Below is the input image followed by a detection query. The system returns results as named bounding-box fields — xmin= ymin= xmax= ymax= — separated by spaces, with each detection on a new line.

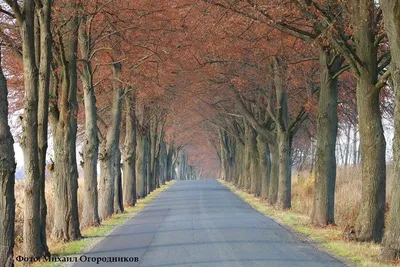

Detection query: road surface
xmin=73 ymin=180 xmax=345 ymax=267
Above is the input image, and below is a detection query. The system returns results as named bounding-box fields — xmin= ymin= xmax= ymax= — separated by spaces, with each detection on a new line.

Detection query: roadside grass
xmin=218 ymin=179 xmax=396 ymax=267
xmin=16 ymin=180 xmax=175 ymax=267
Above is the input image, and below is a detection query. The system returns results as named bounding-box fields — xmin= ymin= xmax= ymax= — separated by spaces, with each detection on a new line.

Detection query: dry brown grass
xmin=14 ymin=177 xmax=87 ymax=251
xmin=292 ymin=164 xmax=394 ymax=228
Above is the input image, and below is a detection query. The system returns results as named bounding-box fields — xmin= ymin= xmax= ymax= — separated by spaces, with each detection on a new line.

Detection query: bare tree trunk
xmin=380 ymin=1 xmax=400 ymax=260
xmin=114 ymin=147 xmax=123 ymax=214
xmin=273 ymin=57 xmax=292 ymax=210
xmin=268 ymin=140 xmax=279 ymax=205
xmin=99 ymin=63 xmax=124 ymax=220
xmin=312 ymin=49 xmax=341 ymax=226
xmin=123 ymin=88 xmax=137 ymax=206
xmin=0 ymin=47 xmax=16 ymax=267
xmin=36 ymin=0 xmax=51 ymax=255
xmin=160 ymin=142 xmax=167 ymax=185
xmin=51 ymin=15 xmax=81 ymax=242
xmin=277 ymin=129 xmax=291 ymax=210
xmin=258 ymin=135 xmax=271 ymax=199
xmin=235 ymin=140 xmax=244 ymax=187
xmin=243 ymin=121 xmax=252 ymax=191
xmin=144 ymin=130 xmax=151 ymax=192
xmin=166 ymin=144 xmax=174 ymax=182
xmin=79 ymin=14 xmax=100 ymax=228
xmin=249 ymin=127 xmax=260 ymax=196
xmin=344 ymin=0 xmax=387 ymax=243
xmin=149 ymin=119 xmax=158 ymax=192
xmin=12 ymin=0 xmax=47 ymax=256
xmin=136 ymin=129 xmax=147 ymax=198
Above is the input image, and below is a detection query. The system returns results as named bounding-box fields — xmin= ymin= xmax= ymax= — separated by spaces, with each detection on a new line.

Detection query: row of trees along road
xmin=0 ymin=0 xmax=400 ymax=265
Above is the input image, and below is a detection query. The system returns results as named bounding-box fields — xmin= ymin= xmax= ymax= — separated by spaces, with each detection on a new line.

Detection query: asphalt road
xmin=72 ymin=180 xmax=345 ymax=267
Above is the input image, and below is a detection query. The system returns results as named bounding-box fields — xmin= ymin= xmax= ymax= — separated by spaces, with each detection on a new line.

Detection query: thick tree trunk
xmin=166 ymin=144 xmax=174 ymax=182
xmin=311 ymin=49 xmax=340 ymax=226
xmin=79 ymin=15 xmax=100 ymax=227
xmin=99 ymin=74 xmax=123 ymax=219
xmin=268 ymin=140 xmax=279 ymax=205
xmin=99 ymin=139 xmax=114 ymax=219
xmin=51 ymin=15 xmax=81 ymax=242
xmin=36 ymin=0 xmax=51 ymax=254
xmin=219 ymin=129 xmax=236 ymax=183
xmin=277 ymin=129 xmax=291 ymax=210
xmin=345 ymin=0 xmax=386 ymax=243
xmin=18 ymin=0 xmax=45 ymax=256
xmin=0 ymin=48 xmax=16 ymax=267
xmin=272 ymin=57 xmax=292 ymax=210
xmin=144 ymin=131 xmax=151 ymax=192
xmin=249 ymin=127 xmax=260 ymax=196
xmin=149 ymin=119 xmax=158 ymax=192
xmin=178 ymin=153 xmax=187 ymax=180
xmin=243 ymin=121 xmax=252 ymax=191
xmin=114 ymin=147 xmax=123 ymax=214
xmin=258 ymin=135 xmax=271 ymax=199
xmin=355 ymin=75 xmax=386 ymax=242
xmin=237 ymin=148 xmax=243 ymax=187
xmin=160 ymin=142 xmax=167 ymax=185
xmin=136 ymin=130 xmax=147 ymax=198
xmin=123 ymin=88 xmax=137 ymax=206
xmin=380 ymin=1 xmax=400 ymax=260
xmin=99 ymin=63 xmax=124 ymax=220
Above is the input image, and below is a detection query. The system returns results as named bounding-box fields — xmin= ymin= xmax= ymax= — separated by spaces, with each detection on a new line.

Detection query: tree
xmin=340 ymin=1 xmax=388 ymax=242
xmin=380 ymin=0 xmax=400 ymax=260
xmin=49 ymin=10 xmax=81 ymax=242
xmin=78 ymin=6 xmax=100 ymax=228
xmin=98 ymin=62 xmax=124 ymax=220
xmin=123 ymin=87 xmax=137 ymax=206
xmin=36 ymin=0 xmax=52 ymax=254
xmin=0 ymin=47 xmax=16 ymax=267
xmin=5 ymin=0 xmax=47 ymax=256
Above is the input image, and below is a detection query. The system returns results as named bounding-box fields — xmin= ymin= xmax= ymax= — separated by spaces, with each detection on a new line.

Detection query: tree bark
xmin=338 ymin=0 xmax=387 ymax=243
xmin=149 ymin=118 xmax=158 ymax=192
xmin=273 ymin=57 xmax=292 ymax=210
xmin=249 ymin=127 xmax=260 ymax=196
xmin=98 ymin=63 xmax=124 ymax=220
xmin=380 ymin=0 xmax=400 ymax=260
xmin=14 ymin=0 xmax=47 ymax=256
xmin=268 ymin=140 xmax=279 ymax=205
xmin=36 ymin=0 xmax=51 ymax=255
xmin=51 ymin=14 xmax=81 ymax=242
xmin=123 ymin=88 xmax=137 ymax=206
xmin=166 ymin=144 xmax=174 ymax=182
xmin=114 ymin=146 xmax=123 ymax=214
xmin=144 ymin=130 xmax=151 ymax=192
xmin=311 ymin=49 xmax=341 ymax=226
xmin=160 ymin=142 xmax=167 ymax=185
xmin=79 ymin=14 xmax=100 ymax=228
xmin=277 ymin=129 xmax=291 ymax=210
xmin=136 ymin=128 xmax=147 ymax=198
xmin=258 ymin=135 xmax=271 ymax=199
xmin=243 ymin=121 xmax=252 ymax=191
xmin=0 ymin=47 xmax=16 ymax=267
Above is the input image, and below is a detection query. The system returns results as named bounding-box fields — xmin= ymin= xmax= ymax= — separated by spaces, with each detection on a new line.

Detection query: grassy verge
xmin=218 ymin=179 xmax=396 ymax=267
xmin=17 ymin=180 xmax=175 ymax=267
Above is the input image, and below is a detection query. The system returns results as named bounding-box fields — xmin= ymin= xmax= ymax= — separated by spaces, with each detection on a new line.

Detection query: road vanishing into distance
xmin=73 ymin=180 xmax=345 ymax=267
